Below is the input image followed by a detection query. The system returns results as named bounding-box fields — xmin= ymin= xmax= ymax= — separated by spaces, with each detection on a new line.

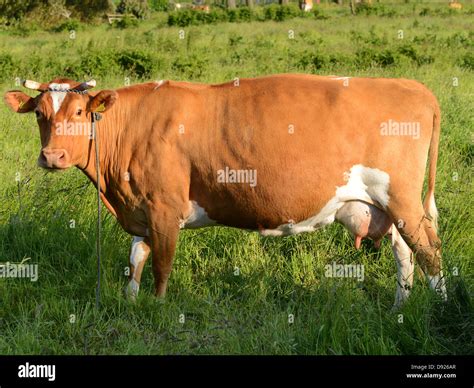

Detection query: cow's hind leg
xmin=389 ymin=204 xmax=447 ymax=301
xmin=126 ymin=236 xmax=151 ymax=300
xmin=391 ymin=226 xmax=415 ymax=307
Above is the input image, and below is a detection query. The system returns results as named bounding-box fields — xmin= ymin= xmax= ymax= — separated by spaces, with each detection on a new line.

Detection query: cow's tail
xmin=423 ymin=102 xmax=441 ymax=232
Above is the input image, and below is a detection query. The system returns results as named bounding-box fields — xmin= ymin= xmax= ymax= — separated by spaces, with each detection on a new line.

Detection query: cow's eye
xmin=76 ymin=108 xmax=82 ymax=116
xmin=34 ymin=110 xmax=42 ymax=119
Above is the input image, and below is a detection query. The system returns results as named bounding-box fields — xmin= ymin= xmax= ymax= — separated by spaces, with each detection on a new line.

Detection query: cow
xmin=4 ymin=74 xmax=447 ymax=307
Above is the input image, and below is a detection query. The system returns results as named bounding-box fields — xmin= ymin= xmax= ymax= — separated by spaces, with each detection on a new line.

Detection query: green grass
xmin=0 ymin=3 xmax=473 ymax=354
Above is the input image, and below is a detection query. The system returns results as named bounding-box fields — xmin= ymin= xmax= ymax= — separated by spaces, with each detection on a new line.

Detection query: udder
xmin=335 ymin=201 xmax=392 ymax=249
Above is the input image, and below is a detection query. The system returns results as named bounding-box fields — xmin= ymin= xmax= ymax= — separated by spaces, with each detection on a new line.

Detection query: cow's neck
xmin=79 ymin=97 xmax=131 ymax=195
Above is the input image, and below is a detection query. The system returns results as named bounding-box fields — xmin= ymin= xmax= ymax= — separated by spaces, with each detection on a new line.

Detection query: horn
xmin=22 ymin=80 xmax=48 ymax=91
xmin=76 ymin=79 xmax=96 ymax=91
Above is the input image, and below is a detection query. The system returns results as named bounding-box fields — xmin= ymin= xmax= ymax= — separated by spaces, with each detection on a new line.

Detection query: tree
xmin=65 ymin=0 xmax=114 ymax=19
xmin=228 ymin=0 xmax=236 ymax=8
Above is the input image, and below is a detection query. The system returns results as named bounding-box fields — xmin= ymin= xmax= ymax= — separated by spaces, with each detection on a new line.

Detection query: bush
xmin=168 ymin=9 xmax=197 ymax=27
xmin=356 ymin=48 xmax=398 ymax=68
xmin=115 ymin=50 xmax=159 ymax=78
xmin=296 ymin=51 xmax=345 ymax=71
xmin=149 ymin=0 xmax=169 ymax=12
xmin=167 ymin=5 xmax=310 ymax=27
xmin=65 ymin=0 xmax=114 ymax=20
xmin=116 ymin=0 xmax=149 ymax=19
xmin=355 ymin=3 xmax=396 ymax=17
xmin=195 ymin=9 xmax=227 ymax=24
xmin=113 ymin=15 xmax=139 ymax=28
xmin=237 ymin=7 xmax=253 ymax=22
xmin=226 ymin=9 xmax=239 ymax=23
xmin=398 ymin=44 xmax=433 ymax=66
xmin=0 ymin=54 xmax=16 ymax=81
xmin=264 ymin=4 xmax=300 ymax=22
xmin=51 ymin=19 xmax=82 ymax=33
xmin=458 ymin=52 xmax=474 ymax=71
xmin=78 ymin=51 xmax=120 ymax=77
xmin=8 ymin=23 xmax=40 ymax=37
xmin=313 ymin=7 xmax=329 ymax=20
xmin=171 ymin=54 xmax=208 ymax=79
xmin=0 ymin=0 xmax=43 ymax=22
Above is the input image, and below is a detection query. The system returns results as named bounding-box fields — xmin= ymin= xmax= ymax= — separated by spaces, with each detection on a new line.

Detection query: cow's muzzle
xmin=38 ymin=148 xmax=71 ymax=170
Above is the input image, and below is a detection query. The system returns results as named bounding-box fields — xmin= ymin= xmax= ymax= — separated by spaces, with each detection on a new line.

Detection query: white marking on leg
xmin=126 ymin=236 xmax=149 ymax=299
xmin=427 ymin=273 xmax=447 ymax=302
xmin=260 ymin=164 xmax=390 ymax=237
xmin=391 ymin=226 xmax=414 ymax=307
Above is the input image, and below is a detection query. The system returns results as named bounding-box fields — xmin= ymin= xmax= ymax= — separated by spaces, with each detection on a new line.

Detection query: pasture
xmin=0 ymin=1 xmax=473 ymax=355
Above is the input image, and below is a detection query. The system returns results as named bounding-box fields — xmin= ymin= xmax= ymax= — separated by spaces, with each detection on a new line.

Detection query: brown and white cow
xmin=4 ymin=74 xmax=446 ymax=307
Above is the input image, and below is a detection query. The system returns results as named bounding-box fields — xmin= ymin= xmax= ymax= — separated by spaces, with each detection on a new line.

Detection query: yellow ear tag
xmin=18 ymin=100 xmax=25 ymax=109
xmin=95 ymin=103 xmax=106 ymax=112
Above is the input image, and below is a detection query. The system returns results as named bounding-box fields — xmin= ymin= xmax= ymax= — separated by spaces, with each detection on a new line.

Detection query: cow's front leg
xmin=126 ymin=236 xmax=151 ymax=300
xmin=148 ymin=205 xmax=181 ymax=298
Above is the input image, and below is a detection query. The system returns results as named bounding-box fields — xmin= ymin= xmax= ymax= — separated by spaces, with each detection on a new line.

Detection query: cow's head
xmin=4 ymin=78 xmax=117 ymax=170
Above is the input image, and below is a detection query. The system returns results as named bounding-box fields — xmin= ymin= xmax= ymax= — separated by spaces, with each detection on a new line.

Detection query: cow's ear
xmin=4 ymin=91 xmax=36 ymax=113
xmin=88 ymin=90 xmax=117 ymax=113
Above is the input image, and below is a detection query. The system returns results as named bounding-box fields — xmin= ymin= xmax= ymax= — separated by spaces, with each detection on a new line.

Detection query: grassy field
xmin=0 ymin=2 xmax=473 ymax=355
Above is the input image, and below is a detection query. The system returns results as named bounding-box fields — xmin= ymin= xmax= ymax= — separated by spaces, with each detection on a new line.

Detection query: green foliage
xmin=264 ymin=4 xmax=301 ymax=22
xmin=77 ymin=51 xmax=120 ymax=78
xmin=168 ymin=5 xmax=308 ymax=27
xmin=0 ymin=54 xmax=16 ymax=81
xmin=51 ymin=19 xmax=82 ymax=33
xmin=148 ymin=0 xmax=169 ymax=12
xmin=171 ymin=54 xmax=208 ymax=79
xmin=65 ymin=0 xmax=114 ymax=20
xmin=112 ymin=15 xmax=140 ymax=29
xmin=458 ymin=52 xmax=474 ymax=71
xmin=356 ymin=48 xmax=399 ymax=68
xmin=236 ymin=7 xmax=253 ymax=22
xmin=312 ymin=7 xmax=329 ymax=20
xmin=398 ymin=44 xmax=434 ymax=66
xmin=0 ymin=0 xmax=43 ymax=22
xmin=355 ymin=3 xmax=397 ymax=17
xmin=168 ymin=9 xmax=198 ymax=27
xmin=116 ymin=0 xmax=149 ymax=19
xmin=114 ymin=50 xmax=160 ymax=78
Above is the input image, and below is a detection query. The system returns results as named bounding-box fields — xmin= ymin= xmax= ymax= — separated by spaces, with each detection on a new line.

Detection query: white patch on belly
xmin=180 ymin=200 xmax=217 ymax=229
xmin=48 ymin=83 xmax=70 ymax=114
xmin=260 ymin=164 xmax=390 ymax=237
